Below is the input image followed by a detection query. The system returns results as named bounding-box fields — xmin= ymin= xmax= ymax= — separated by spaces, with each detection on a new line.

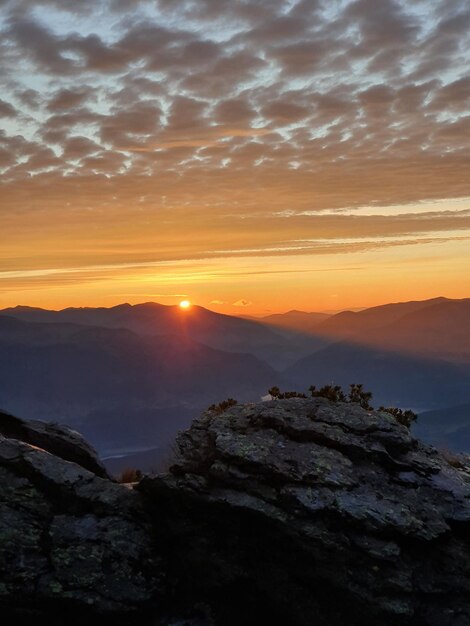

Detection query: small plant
xmin=208 ymin=398 xmax=238 ymax=414
xmin=268 ymin=386 xmax=281 ymax=398
xmin=119 ymin=467 xmax=142 ymax=483
xmin=348 ymin=384 xmax=373 ymax=410
xmin=282 ymin=391 xmax=307 ymax=398
xmin=268 ymin=387 xmax=306 ymax=399
xmin=309 ymin=384 xmax=346 ymax=403
xmin=265 ymin=382 xmax=417 ymax=429
xmin=378 ymin=406 xmax=417 ymax=428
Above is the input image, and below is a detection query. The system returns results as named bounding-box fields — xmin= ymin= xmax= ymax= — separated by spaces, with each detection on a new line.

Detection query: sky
xmin=0 ymin=0 xmax=469 ymax=315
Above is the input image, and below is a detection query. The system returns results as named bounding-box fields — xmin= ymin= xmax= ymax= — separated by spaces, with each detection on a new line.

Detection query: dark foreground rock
xmin=0 ymin=409 xmax=109 ymax=478
xmin=0 ymin=431 xmax=160 ymax=624
xmin=2 ymin=398 xmax=470 ymax=625
xmin=140 ymin=398 xmax=470 ymax=626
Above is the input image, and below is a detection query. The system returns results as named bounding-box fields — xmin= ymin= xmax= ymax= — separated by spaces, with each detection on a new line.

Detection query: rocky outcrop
xmin=0 ymin=430 xmax=160 ymax=624
xmin=2 ymin=398 xmax=470 ymax=625
xmin=140 ymin=398 xmax=470 ymax=626
xmin=0 ymin=410 xmax=109 ymax=478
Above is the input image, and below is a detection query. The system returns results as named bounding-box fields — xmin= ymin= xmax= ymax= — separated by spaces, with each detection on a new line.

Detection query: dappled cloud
xmin=0 ymin=0 xmax=469 ymax=311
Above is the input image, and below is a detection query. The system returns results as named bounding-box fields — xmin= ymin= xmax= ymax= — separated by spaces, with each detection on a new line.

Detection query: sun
xmin=179 ymin=300 xmax=191 ymax=310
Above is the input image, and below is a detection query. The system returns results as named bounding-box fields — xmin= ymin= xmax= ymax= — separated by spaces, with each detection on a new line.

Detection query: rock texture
xmin=0 ymin=428 xmax=160 ymax=624
xmin=140 ymin=398 xmax=470 ymax=626
xmin=0 ymin=410 xmax=109 ymax=478
xmin=2 ymin=398 xmax=470 ymax=625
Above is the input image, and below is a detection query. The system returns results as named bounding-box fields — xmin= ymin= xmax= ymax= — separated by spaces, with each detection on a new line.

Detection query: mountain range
xmin=412 ymin=404 xmax=470 ymax=452
xmin=0 ymin=312 xmax=281 ymax=459
xmin=302 ymin=297 xmax=470 ymax=363
xmin=1 ymin=296 xmax=469 ymax=465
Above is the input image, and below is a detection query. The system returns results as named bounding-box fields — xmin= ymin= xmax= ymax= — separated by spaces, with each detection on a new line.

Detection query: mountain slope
xmin=259 ymin=310 xmax=330 ymax=334
xmin=0 ymin=316 xmax=281 ymax=454
xmin=360 ymin=299 xmax=470 ymax=362
xmin=280 ymin=297 xmax=470 ymax=367
xmin=0 ymin=302 xmax=316 ymax=368
xmin=313 ymin=296 xmax=452 ymax=338
xmin=285 ymin=341 xmax=470 ymax=411
xmin=413 ymin=404 xmax=470 ymax=453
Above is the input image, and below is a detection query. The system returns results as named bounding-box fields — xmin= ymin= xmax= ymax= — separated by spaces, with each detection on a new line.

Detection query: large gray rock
xmin=139 ymin=398 xmax=470 ymax=626
xmin=0 ymin=432 xmax=161 ymax=623
xmin=0 ymin=410 xmax=109 ymax=478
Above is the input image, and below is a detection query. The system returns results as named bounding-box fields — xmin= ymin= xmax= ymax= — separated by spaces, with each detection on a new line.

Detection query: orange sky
xmin=1 ymin=1 xmax=469 ymax=315
xmin=2 ymin=197 xmax=469 ymax=315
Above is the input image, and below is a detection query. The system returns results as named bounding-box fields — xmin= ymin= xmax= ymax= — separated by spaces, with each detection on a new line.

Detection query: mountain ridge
xmin=2 ymin=296 xmax=470 ymax=457
xmin=0 ymin=314 xmax=283 ymax=458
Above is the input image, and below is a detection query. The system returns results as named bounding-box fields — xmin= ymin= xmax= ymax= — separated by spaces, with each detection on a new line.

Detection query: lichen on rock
xmin=0 ymin=431 xmax=161 ymax=624
xmin=140 ymin=397 xmax=470 ymax=626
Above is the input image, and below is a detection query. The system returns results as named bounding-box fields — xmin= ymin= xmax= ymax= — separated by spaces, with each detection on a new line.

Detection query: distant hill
xmin=308 ymin=297 xmax=470 ymax=363
xmin=250 ymin=297 xmax=470 ymax=364
xmin=313 ymin=297 xmax=452 ymax=336
xmin=285 ymin=342 xmax=470 ymax=411
xmin=259 ymin=310 xmax=330 ymax=334
xmin=0 ymin=302 xmax=318 ymax=369
xmin=413 ymin=404 xmax=470 ymax=453
xmin=0 ymin=315 xmax=282 ymax=455
xmin=274 ymin=296 xmax=468 ymax=366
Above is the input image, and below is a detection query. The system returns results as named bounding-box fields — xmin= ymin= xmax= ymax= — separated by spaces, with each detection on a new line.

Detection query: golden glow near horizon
xmin=0 ymin=2 xmax=469 ymax=314
xmin=179 ymin=300 xmax=191 ymax=310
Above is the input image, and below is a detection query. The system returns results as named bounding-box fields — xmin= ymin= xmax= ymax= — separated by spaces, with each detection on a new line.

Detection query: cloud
xmin=47 ymin=88 xmax=94 ymax=111
xmin=0 ymin=0 xmax=469 ymax=294
xmin=0 ymin=99 xmax=17 ymax=117
xmin=232 ymin=299 xmax=253 ymax=307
